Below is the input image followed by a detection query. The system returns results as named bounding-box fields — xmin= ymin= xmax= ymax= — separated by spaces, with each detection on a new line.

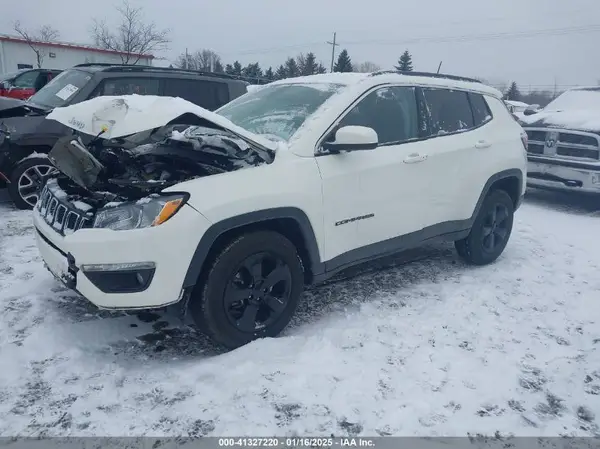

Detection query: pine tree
xmin=298 ymin=52 xmax=318 ymax=75
xmin=242 ymin=62 xmax=263 ymax=79
xmin=333 ymin=49 xmax=353 ymax=73
xmin=213 ymin=60 xmax=224 ymax=73
xmin=264 ymin=67 xmax=274 ymax=81
xmin=275 ymin=64 xmax=287 ymax=80
xmin=505 ymin=82 xmax=522 ymax=101
xmin=284 ymin=57 xmax=299 ymax=78
xmin=395 ymin=50 xmax=413 ymax=72
xmin=232 ymin=61 xmax=243 ymax=76
xmin=225 ymin=64 xmax=234 ymax=75
xmin=316 ymin=63 xmax=327 ymax=74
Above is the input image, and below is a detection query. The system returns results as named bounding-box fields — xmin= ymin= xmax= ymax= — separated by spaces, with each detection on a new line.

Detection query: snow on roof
xmin=270 ymin=71 xmax=502 ymax=98
xmin=519 ymin=110 xmax=600 ymax=131
xmin=246 ymin=84 xmax=266 ymax=93
xmin=505 ymin=100 xmax=529 ymax=107
xmin=520 ymin=88 xmax=600 ymax=131
xmin=0 ymin=34 xmax=154 ymax=59
xmin=270 ymin=72 xmax=367 ymax=86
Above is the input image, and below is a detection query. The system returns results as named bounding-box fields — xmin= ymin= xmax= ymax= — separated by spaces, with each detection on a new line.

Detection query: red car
xmin=0 ymin=68 xmax=62 ymax=100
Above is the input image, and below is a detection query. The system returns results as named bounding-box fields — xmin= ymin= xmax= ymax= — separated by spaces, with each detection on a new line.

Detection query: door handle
xmin=403 ymin=153 xmax=428 ymax=164
xmin=475 ymin=140 xmax=492 ymax=149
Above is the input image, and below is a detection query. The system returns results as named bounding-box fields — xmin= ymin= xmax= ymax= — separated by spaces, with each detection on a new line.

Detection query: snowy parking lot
xmin=1 ymin=190 xmax=599 ymax=437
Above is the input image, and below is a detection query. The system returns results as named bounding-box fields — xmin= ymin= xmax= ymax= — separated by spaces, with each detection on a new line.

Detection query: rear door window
xmin=422 ymin=88 xmax=474 ymax=135
xmin=469 ymin=93 xmax=492 ymax=126
xmin=164 ymin=79 xmax=230 ymax=110
xmin=93 ymin=77 xmax=160 ymax=96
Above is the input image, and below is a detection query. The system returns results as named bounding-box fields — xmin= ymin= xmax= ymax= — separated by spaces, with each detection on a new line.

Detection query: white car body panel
xmin=166 ymin=150 xmax=327 ymax=259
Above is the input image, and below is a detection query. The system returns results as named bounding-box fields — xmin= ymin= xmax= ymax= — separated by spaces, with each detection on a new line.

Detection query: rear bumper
xmin=527 ymin=159 xmax=600 ymax=194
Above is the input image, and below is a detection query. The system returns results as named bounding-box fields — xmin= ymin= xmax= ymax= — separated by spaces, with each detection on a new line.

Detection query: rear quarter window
xmin=469 ymin=93 xmax=493 ymax=126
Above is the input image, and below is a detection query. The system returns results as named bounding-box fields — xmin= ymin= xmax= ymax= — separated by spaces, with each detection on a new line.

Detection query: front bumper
xmin=527 ymin=158 xmax=600 ymax=194
xmin=33 ymin=204 xmax=211 ymax=310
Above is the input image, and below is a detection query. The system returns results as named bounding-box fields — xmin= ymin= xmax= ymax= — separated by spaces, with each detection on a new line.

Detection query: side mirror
xmin=322 ymin=125 xmax=378 ymax=153
xmin=0 ymin=81 xmax=11 ymax=90
xmin=523 ymin=107 xmax=537 ymax=116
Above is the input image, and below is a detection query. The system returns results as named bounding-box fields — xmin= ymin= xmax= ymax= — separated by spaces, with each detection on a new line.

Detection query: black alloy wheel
xmin=481 ymin=203 xmax=510 ymax=253
xmin=224 ymin=252 xmax=293 ymax=332
xmin=455 ymin=189 xmax=514 ymax=265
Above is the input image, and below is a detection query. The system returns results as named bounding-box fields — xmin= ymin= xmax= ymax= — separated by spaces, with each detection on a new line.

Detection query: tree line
xmin=173 ymin=48 xmax=415 ymax=82
xmin=503 ymin=81 xmax=557 ymax=108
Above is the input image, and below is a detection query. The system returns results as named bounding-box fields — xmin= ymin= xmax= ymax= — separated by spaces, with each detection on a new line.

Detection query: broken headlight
xmin=93 ymin=193 xmax=188 ymax=231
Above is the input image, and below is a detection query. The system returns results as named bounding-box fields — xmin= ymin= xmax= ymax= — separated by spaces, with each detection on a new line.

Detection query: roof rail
xmin=370 ymin=70 xmax=482 ymax=84
xmin=72 ymin=63 xmax=272 ymax=84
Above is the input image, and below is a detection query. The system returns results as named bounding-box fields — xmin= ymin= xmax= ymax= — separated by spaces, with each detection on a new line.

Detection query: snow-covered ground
xmin=1 ymin=190 xmax=599 ymax=438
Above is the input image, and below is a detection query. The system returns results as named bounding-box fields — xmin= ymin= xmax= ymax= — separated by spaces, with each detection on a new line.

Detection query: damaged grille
xmin=525 ymin=128 xmax=600 ymax=161
xmin=36 ymin=180 xmax=93 ymax=236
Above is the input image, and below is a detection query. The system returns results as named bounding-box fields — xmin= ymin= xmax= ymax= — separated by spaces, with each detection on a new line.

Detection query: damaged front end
xmin=40 ymin=124 xmax=273 ymax=233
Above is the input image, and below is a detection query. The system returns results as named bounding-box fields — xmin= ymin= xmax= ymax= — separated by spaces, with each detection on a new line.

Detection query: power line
xmin=333 ymin=7 xmax=592 ymax=35
xmin=343 ymin=24 xmax=600 ymax=46
xmin=226 ymin=24 xmax=600 ymax=57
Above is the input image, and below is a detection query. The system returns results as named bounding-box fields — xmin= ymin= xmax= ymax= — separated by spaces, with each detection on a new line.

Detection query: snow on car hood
xmin=46 ymin=94 xmax=279 ymax=152
xmin=519 ymin=109 xmax=600 ymax=132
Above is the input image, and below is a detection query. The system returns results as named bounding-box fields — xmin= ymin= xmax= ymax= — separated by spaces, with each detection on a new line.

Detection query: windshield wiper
xmin=24 ymin=101 xmax=51 ymax=114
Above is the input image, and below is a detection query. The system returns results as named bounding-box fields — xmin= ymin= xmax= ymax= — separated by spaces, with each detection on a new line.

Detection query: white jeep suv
xmin=32 ymin=71 xmax=527 ymax=349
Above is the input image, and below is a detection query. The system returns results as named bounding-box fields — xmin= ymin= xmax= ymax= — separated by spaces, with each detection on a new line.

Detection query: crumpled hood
xmin=519 ymin=108 xmax=600 ymax=133
xmin=46 ymin=94 xmax=279 ymax=152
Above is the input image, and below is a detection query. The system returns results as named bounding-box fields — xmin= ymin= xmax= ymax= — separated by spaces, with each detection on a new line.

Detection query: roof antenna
xmin=436 ymin=61 xmax=443 ymax=74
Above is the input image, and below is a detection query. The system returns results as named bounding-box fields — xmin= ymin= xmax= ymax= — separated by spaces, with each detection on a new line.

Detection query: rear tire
xmin=188 ymin=231 xmax=304 ymax=349
xmin=455 ymin=189 xmax=514 ymax=265
xmin=8 ymin=157 xmax=57 ymax=210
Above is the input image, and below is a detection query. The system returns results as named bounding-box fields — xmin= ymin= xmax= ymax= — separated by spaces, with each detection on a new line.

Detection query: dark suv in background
xmin=0 ymin=63 xmax=251 ymax=209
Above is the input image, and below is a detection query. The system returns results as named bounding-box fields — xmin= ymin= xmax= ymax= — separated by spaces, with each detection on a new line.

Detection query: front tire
xmin=189 ymin=231 xmax=304 ymax=349
xmin=8 ymin=157 xmax=58 ymax=210
xmin=455 ymin=189 xmax=514 ymax=265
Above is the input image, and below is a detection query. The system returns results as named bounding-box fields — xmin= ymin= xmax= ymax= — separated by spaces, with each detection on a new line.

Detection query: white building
xmin=0 ymin=34 xmax=154 ymax=73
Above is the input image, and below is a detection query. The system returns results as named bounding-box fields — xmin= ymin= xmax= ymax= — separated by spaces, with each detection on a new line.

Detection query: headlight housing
xmin=93 ymin=193 xmax=188 ymax=231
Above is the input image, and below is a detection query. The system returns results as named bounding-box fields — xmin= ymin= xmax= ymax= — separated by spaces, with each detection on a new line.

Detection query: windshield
xmin=28 ymin=69 xmax=93 ymax=109
xmin=544 ymin=89 xmax=600 ymax=112
xmin=216 ymin=82 xmax=344 ymax=142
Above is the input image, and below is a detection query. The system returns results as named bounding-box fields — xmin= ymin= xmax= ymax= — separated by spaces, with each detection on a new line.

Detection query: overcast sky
xmin=2 ymin=0 xmax=599 ymax=91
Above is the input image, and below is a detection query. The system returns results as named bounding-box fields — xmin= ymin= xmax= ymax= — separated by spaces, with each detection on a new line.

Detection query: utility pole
xmin=436 ymin=61 xmax=442 ymax=74
xmin=327 ymin=32 xmax=339 ymax=72
xmin=553 ymin=77 xmax=557 ymax=99
xmin=185 ymin=47 xmax=189 ymax=69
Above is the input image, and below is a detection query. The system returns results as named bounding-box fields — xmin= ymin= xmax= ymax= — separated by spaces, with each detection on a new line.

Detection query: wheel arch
xmin=1 ymin=144 xmax=53 ymax=180
xmin=182 ymin=207 xmax=323 ymax=290
xmin=471 ymin=169 xmax=524 ymax=221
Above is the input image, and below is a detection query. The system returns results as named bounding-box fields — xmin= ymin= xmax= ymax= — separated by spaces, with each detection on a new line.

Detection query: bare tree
xmin=354 ymin=61 xmax=382 ymax=73
xmin=91 ymin=0 xmax=170 ymax=64
xmin=13 ymin=21 xmax=60 ymax=68
xmin=176 ymin=49 xmax=221 ymax=71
